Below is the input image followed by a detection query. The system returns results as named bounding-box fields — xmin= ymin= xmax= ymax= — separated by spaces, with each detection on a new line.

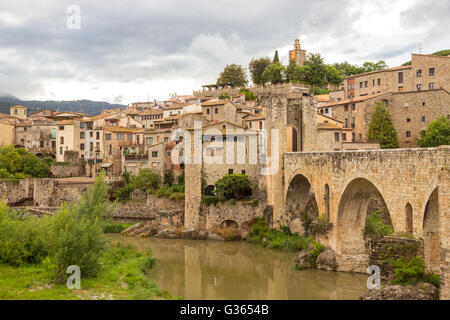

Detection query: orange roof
xmin=314 ymin=94 xmax=330 ymax=102
xmin=138 ymin=109 xmax=163 ymax=116
xmin=201 ymin=100 xmax=228 ymax=106
xmin=317 ymin=123 xmax=341 ymax=130
xmin=104 ymin=126 xmax=143 ymax=133
xmin=57 ymin=120 xmax=75 ymax=125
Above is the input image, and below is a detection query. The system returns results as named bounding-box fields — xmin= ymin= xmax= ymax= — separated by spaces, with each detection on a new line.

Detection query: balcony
xmin=125 ymin=154 xmax=149 ymax=161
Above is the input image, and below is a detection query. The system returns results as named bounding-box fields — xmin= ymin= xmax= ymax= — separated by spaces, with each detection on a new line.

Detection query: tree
xmin=333 ymin=61 xmax=363 ymax=77
xmin=239 ymin=88 xmax=257 ymax=101
xmin=303 ymin=53 xmax=327 ymax=87
xmin=368 ymin=103 xmax=399 ymax=149
xmin=361 ymin=60 xmax=388 ymax=73
xmin=131 ymin=169 xmax=161 ymax=193
xmin=248 ymin=57 xmax=271 ymax=85
xmin=217 ymin=64 xmax=248 ymax=88
xmin=215 ymin=174 xmax=253 ymax=200
xmin=324 ymin=65 xmax=343 ymax=86
xmin=261 ymin=62 xmax=286 ymax=84
xmin=0 ymin=145 xmax=52 ymax=179
xmin=218 ymin=92 xmax=230 ymax=100
xmin=273 ymin=50 xmax=280 ymax=63
xmin=417 ymin=116 xmax=450 ymax=147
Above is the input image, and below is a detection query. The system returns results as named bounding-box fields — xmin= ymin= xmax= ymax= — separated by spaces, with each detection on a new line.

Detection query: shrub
xmin=215 ymin=174 xmax=252 ymax=200
xmin=390 ymin=256 xmax=440 ymax=288
xmin=417 ymin=116 xmax=450 ymax=148
xmin=164 ymin=171 xmax=174 ymax=186
xmin=103 ymin=222 xmax=134 ymax=234
xmin=309 ymin=214 xmax=333 ymax=235
xmin=218 ymin=92 xmax=231 ymax=100
xmin=132 ymin=169 xmax=161 ymax=193
xmin=364 ymin=210 xmax=394 ymax=240
xmin=168 ymin=193 xmax=185 ymax=201
xmin=177 ymin=171 xmax=185 ymax=185
xmin=202 ymin=195 xmax=219 ymax=206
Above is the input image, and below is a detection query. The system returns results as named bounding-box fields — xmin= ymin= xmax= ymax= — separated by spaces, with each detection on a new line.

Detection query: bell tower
xmin=289 ymin=39 xmax=307 ymax=67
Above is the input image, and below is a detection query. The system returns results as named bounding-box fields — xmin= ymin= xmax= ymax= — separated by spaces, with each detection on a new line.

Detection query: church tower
xmin=289 ymin=39 xmax=307 ymax=67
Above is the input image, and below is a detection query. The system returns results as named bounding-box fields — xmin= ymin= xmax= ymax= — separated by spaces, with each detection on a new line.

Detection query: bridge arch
xmin=220 ymin=219 xmax=239 ymax=230
xmin=423 ymin=188 xmax=440 ymax=272
xmin=285 ymin=174 xmax=318 ymax=223
xmin=336 ymin=178 xmax=392 ymax=262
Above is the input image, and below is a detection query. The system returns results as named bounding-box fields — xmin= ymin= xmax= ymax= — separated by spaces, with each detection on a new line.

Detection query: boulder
xmin=155 ymin=228 xmax=178 ymax=239
xmin=130 ymin=189 xmax=147 ymax=201
xmin=360 ymin=283 xmax=439 ymax=300
xmin=289 ymin=218 xmax=305 ymax=236
xmin=182 ymin=230 xmax=196 ymax=240
xmin=316 ymin=247 xmax=337 ymax=271
xmin=197 ymin=231 xmax=209 ymax=240
xmin=207 ymin=232 xmax=225 ymax=241
xmin=294 ymin=249 xmax=313 ymax=268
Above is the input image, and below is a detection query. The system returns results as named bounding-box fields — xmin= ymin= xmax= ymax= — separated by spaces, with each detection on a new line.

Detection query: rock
xmin=130 ymin=189 xmax=147 ymax=201
xmin=207 ymin=232 xmax=225 ymax=241
xmin=155 ymin=228 xmax=178 ymax=239
xmin=182 ymin=230 xmax=196 ymax=240
xmin=121 ymin=223 xmax=144 ymax=236
xmin=289 ymin=218 xmax=305 ymax=236
xmin=197 ymin=231 xmax=209 ymax=240
xmin=316 ymin=247 xmax=337 ymax=271
xmin=294 ymin=249 xmax=313 ymax=268
xmin=360 ymin=283 xmax=439 ymax=300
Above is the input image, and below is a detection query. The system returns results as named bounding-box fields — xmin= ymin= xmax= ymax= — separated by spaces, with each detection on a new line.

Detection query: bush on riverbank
xmin=103 ymin=222 xmax=135 ymax=234
xmin=248 ymin=218 xmax=320 ymax=252
xmin=365 ymin=210 xmax=394 ymax=240
xmin=389 ymin=256 xmax=440 ymax=288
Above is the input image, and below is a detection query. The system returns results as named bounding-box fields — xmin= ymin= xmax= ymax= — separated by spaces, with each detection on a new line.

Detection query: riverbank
xmin=0 ymin=241 xmax=173 ymax=300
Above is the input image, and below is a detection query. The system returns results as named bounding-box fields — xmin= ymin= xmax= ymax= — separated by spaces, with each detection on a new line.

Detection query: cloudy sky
xmin=0 ymin=0 xmax=449 ymax=104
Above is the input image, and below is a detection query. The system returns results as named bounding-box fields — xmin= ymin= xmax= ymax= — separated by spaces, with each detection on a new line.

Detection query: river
xmin=110 ymin=235 xmax=368 ymax=300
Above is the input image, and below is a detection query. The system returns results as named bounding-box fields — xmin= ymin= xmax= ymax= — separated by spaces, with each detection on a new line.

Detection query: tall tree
xmin=261 ymin=62 xmax=286 ymax=85
xmin=303 ymin=53 xmax=327 ymax=87
xmin=248 ymin=57 xmax=271 ymax=85
xmin=368 ymin=103 xmax=399 ymax=149
xmin=417 ymin=116 xmax=450 ymax=147
xmin=273 ymin=50 xmax=280 ymax=63
xmin=324 ymin=65 xmax=343 ymax=86
xmin=362 ymin=60 xmax=388 ymax=73
xmin=216 ymin=64 xmax=248 ymax=88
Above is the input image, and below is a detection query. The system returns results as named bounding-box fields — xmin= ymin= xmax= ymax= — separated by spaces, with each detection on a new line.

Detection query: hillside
xmin=0 ymin=95 xmax=126 ymax=116
xmin=402 ymin=49 xmax=450 ymax=66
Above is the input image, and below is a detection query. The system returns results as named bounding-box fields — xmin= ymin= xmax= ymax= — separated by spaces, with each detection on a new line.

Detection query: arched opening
xmin=204 ymin=185 xmax=215 ymax=196
xmin=286 ymin=174 xmax=318 ymax=223
xmin=337 ymin=178 xmax=392 ymax=270
xmin=423 ymin=188 xmax=440 ymax=272
xmin=405 ymin=203 xmax=413 ymax=235
xmin=324 ymin=184 xmax=330 ymax=219
xmin=220 ymin=220 xmax=239 ymax=230
xmin=286 ymin=127 xmax=299 ymax=152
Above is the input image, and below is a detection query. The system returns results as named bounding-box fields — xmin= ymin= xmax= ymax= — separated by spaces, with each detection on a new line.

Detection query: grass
xmin=0 ymin=242 xmax=173 ymax=300
xmin=103 ymin=222 xmax=135 ymax=234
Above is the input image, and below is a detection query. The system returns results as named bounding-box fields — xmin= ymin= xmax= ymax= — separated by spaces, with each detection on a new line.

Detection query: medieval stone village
xmin=0 ymin=37 xmax=449 ymax=302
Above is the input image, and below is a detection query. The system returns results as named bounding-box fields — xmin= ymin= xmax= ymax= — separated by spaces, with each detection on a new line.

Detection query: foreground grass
xmin=0 ymin=242 xmax=173 ymax=300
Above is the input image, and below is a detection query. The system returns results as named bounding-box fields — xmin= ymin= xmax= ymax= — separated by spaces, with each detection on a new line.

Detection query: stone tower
xmin=289 ymin=39 xmax=307 ymax=67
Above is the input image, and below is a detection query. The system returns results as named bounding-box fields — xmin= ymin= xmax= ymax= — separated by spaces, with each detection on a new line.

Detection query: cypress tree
xmin=273 ymin=50 xmax=280 ymax=63
xmin=367 ymin=103 xmax=399 ymax=149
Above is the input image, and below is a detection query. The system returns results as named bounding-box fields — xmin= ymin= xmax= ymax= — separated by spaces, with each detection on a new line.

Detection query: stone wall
xmin=113 ymin=203 xmax=183 ymax=226
xmin=51 ymin=163 xmax=85 ymax=178
xmin=0 ymin=178 xmax=34 ymax=204
xmin=33 ymin=179 xmax=85 ymax=207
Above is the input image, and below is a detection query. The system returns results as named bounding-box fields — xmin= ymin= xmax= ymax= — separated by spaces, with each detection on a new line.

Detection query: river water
xmin=110 ymin=235 xmax=368 ymax=300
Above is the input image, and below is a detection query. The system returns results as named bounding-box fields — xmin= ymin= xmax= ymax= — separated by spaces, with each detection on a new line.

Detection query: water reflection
xmin=110 ymin=236 xmax=367 ymax=300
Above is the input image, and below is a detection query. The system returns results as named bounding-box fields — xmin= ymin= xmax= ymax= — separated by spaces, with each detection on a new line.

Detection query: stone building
xmin=344 ymin=53 xmax=450 ymax=99
xmin=56 ymin=120 xmax=83 ymax=162
xmin=10 ymin=105 xmax=27 ymax=119
xmin=289 ymin=39 xmax=307 ymax=67
xmin=0 ymin=120 xmax=15 ymax=147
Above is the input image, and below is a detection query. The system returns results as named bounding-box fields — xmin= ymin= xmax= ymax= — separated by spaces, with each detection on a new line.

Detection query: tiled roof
xmin=104 ymin=126 xmax=144 ymax=133
xmin=201 ymin=100 xmax=228 ymax=106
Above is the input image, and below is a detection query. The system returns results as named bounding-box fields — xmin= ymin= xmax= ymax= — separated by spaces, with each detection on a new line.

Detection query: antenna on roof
xmin=418 ymin=43 xmax=423 ymax=54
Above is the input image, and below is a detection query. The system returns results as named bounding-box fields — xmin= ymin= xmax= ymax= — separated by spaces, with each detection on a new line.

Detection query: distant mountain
xmin=0 ymin=95 xmax=126 ymax=116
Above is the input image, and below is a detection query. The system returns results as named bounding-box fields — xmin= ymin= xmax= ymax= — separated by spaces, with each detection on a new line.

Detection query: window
xmin=342 ymin=133 xmax=347 ymax=141
xmin=422 ymin=116 xmax=426 ymax=122
xmin=352 ymin=133 xmax=355 ymax=142
xmin=80 ymin=132 xmax=85 ymax=139
xmin=206 ymin=108 xmax=210 ymax=115
xmin=24 ymin=126 xmax=27 ymax=132
xmin=372 ymin=79 xmax=375 ymax=87
xmin=406 ymin=131 xmax=411 ymax=137
xmin=259 ymin=122 xmax=263 ymax=129
xmin=146 ymin=137 xmax=153 ymax=145
xmin=344 ymin=105 xmax=348 ymax=111
xmin=14 ymin=109 xmax=18 ymax=115
xmin=167 ymin=152 xmax=171 ymax=157
xmin=215 ymin=108 xmax=218 ymax=114
xmin=416 ymin=84 xmax=422 ymax=91
xmin=344 ymin=118 xmax=348 ymax=128
xmin=80 ymin=143 xmax=85 ymax=150
xmin=152 ymin=151 xmax=158 ymax=158
xmin=40 ymin=141 xmax=44 ymax=148
xmin=116 ymin=133 xmax=124 ymax=140
xmin=351 ymin=117 xmax=355 ymax=129
xmin=127 ymin=133 xmax=133 ymax=140
xmin=359 ymin=82 xmax=363 ymax=88
xmin=422 ymin=102 xmax=426 ymax=107
xmin=90 ymin=131 xmax=93 ymax=138
xmin=352 ymin=104 xmax=356 ymax=111
xmin=59 ymin=126 xmax=64 ymax=131
xmin=105 ymin=133 xmax=112 ymax=140
xmin=96 ymin=132 xmax=100 ymax=140
xmin=407 ymin=118 xmax=411 ymax=123
xmin=80 ymin=122 xmax=85 ymax=129
xmin=52 ymin=141 xmax=56 ymax=148
xmin=90 ymin=142 xmax=93 ymax=150
xmin=334 ymin=132 xmax=340 ymax=142
xmin=364 ymin=81 xmax=368 ymax=88
xmin=359 ymin=134 xmax=362 ymax=141
xmin=377 ymin=78 xmax=381 ymax=86
xmin=60 ymin=137 xmax=64 ymax=144
xmin=164 ymin=137 xmax=169 ymax=143
xmin=60 ymin=147 xmax=63 ymax=155
xmin=109 ymin=144 xmax=112 ymax=154
xmin=228 ymin=169 xmax=234 ymax=174
xmin=398 ymin=72 xmax=404 ymax=83
xmin=96 ymin=142 xmax=100 ymax=149
xmin=429 ymin=68 xmax=435 ymax=76
xmin=398 ymin=86 xmax=404 ymax=92
xmin=429 ymin=83 xmax=434 ymax=90
xmin=416 ymin=69 xmax=422 ymax=77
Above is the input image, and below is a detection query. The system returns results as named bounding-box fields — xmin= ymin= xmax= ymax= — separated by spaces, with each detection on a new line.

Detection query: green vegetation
xmin=215 ymin=174 xmax=253 ymax=200
xmin=261 ymin=62 xmax=286 ymax=85
xmin=114 ymin=169 xmax=161 ymax=201
xmin=273 ymin=50 xmax=280 ymax=64
xmin=333 ymin=60 xmax=387 ymax=77
xmin=368 ymin=103 xmax=400 ymax=149
xmin=218 ymin=92 xmax=231 ymax=100
xmin=364 ymin=210 xmax=394 ymax=240
xmin=248 ymin=57 xmax=271 ymax=85
xmin=155 ymin=184 xmax=185 ymax=199
xmin=0 ymin=173 xmax=170 ymax=299
xmin=248 ymin=218 xmax=323 ymax=253
xmin=417 ymin=116 xmax=450 ymax=148
xmin=0 ymin=145 xmax=53 ymax=179
xmin=239 ymin=88 xmax=257 ymax=101
xmin=202 ymin=195 xmax=220 ymax=206
xmin=216 ymin=64 xmax=248 ymax=88
xmin=389 ymin=256 xmax=440 ymax=288
xmin=308 ymin=214 xmax=333 ymax=235
xmin=103 ymin=222 xmax=134 ymax=234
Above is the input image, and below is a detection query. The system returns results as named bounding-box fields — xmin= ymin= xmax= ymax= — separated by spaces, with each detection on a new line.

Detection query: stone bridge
xmin=272 ymin=146 xmax=449 ymax=299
